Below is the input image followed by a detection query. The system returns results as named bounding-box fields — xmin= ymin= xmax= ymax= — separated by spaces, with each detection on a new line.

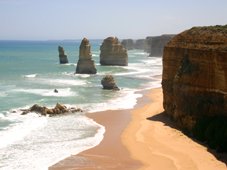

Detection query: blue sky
xmin=0 ymin=0 xmax=227 ymax=40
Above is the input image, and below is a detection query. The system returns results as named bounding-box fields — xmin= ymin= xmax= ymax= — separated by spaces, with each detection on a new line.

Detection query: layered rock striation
xmin=58 ymin=46 xmax=69 ymax=64
xmin=76 ymin=38 xmax=97 ymax=74
xmin=100 ymin=37 xmax=128 ymax=66
xmin=162 ymin=25 xmax=227 ymax=131
xmin=162 ymin=25 xmax=227 ymax=152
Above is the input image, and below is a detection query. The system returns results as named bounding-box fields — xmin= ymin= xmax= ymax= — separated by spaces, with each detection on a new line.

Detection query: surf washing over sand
xmin=0 ymin=40 xmax=162 ymax=169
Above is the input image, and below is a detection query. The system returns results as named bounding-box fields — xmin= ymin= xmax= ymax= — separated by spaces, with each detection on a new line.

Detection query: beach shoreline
xmin=49 ymin=88 xmax=227 ymax=170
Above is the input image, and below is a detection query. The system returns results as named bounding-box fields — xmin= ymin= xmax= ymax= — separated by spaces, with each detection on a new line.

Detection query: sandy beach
xmin=50 ymin=88 xmax=227 ymax=170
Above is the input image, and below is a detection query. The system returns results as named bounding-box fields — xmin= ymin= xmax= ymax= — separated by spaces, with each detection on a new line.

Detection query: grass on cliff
xmin=190 ymin=24 xmax=227 ymax=33
xmin=193 ymin=115 xmax=227 ymax=153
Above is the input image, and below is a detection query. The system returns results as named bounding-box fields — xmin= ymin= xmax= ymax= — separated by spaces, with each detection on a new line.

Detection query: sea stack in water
xmin=100 ymin=37 xmax=128 ymax=66
xmin=101 ymin=75 xmax=119 ymax=90
xmin=58 ymin=46 xmax=68 ymax=64
xmin=76 ymin=38 xmax=97 ymax=74
xmin=162 ymin=25 xmax=227 ymax=131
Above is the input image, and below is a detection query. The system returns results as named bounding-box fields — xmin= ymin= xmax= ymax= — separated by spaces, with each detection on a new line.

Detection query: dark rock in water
xmin=21 ymin=103 xmax=83 ymax=116
xmin=54 ymin=89 xmax=58 ymax=93
xmin=101 ymin=75 xmax=119 ymax=90
xmin=76 ymin=38 xmax=97 ymax=74
xmin=100 ymin=37 xmax=128 ymax=66
xmin=58 ymin=46 xmax=69 ymax=64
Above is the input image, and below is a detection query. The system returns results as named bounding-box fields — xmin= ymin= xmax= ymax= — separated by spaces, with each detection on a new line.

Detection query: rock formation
xmin=100 ymin=37 xmax=128 ymax=66
xmin=21 ymin=103 xmax=82 ymax=116
xmin=121 ymin=39 xmax=134 ymax=50
xmin=101 ymin=75 xmax=119 ymax=90
xmin=162 ymin=25 xmax=227 ymax=152
xmin=134 ymin=39 xmax=147 ymax=50
xmin=162 ymin=25 xmax=227 ymax=131
xmin=146 ymin=34 xmax=175 ymax=56
xmin=58 ymin=46 xmax=69 ymax=64
xmin=76 ymin=38 xmax=97 ymax=74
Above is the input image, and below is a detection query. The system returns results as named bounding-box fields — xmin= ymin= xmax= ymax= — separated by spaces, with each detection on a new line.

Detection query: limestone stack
xmin=100 ymin=37 xmax=128 ymax=66
xmin=162 ymin=25 xmax=227 ymax=131
xmin=76 ymin=38 xmax=97 ymax=74
xmin=58 ymin=46 xmax=68 ymax=64
xmin=121 ymin=39 xmax=134 ymax=50
xmin=146 ymin=35 xmax=175 ymax=56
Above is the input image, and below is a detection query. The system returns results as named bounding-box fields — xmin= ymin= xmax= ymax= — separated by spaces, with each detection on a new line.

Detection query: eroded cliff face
xmin=162 ymin=25 xmax=227 ymax=130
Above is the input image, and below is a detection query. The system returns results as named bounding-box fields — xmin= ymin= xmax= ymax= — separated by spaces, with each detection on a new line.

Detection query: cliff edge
xmin=162 ymin=25 xmax=227 ymax=152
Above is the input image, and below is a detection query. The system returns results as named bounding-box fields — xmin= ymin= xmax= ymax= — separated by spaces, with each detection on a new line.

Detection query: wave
xmin=23 ymin=74 xmax=38 ymax=78
xmin=0 ymin=113 xmax=105 ymax=170
xmin=14 ymin=88 xmax=76 ymax=97
xmin=0 ymin=113 xmax=47 ymax=149
xmin=31 ymin=78 xmax=87 ymax=87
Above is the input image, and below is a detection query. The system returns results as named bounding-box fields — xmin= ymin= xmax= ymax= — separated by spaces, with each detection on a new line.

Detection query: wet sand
xmin=50 ymin=88 xmax=227 ymax=170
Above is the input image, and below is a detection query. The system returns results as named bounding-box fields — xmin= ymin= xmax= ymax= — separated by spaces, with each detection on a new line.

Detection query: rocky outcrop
xmin=121 ymin=39 xmax=134 ymax=50
xmin=146 ymin=35 xmax=175 ymax=56
xmin=162 ymin=25 xmax=227 ymax=131
xmin=101 ymin=75 xmax=119 ymax=90
xmin=134 ymin=39 xmax=147 ymax=50
xmin=76 ymin=38 xmax=97 ymax=74
xmin=21 ymin=103 xmax=82 ymax=116
xmin=100 ymin=37 xmax=128 ymax=66
xmin=58 ymin=46 xmax=69 ymax=64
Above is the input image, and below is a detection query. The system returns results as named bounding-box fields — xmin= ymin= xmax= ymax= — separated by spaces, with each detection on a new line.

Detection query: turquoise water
xmin=0 ymin=40 xmax=162 ymax=169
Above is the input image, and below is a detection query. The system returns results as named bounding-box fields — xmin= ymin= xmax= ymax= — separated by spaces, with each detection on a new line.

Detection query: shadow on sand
xmin=147 ymin=112 xmax=227 ymax=166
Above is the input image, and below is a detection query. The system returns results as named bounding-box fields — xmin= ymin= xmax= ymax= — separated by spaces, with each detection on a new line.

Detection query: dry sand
xmin=50 ymin=88 xmax=227 ymax=170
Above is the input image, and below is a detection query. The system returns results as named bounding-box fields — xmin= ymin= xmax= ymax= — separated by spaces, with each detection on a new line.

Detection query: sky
xmin=0 ymin=0 xmax=227 ymax=40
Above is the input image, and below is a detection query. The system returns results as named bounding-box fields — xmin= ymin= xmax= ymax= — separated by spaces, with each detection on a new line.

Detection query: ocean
xmin=0 ymin=40 xmax=162 ymax=169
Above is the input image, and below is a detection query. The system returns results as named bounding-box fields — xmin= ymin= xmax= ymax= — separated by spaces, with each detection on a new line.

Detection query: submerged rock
xmin=21 ymin=103 xmax=83 ymax=116
xmin=100 ymin=37 xmax=128 ymax=66
xmin=58 ymin=46 xmax=69 ymax=64
xmin=101 ymin=75 xmax=119 ymax=90
xmin=76 ymin=38 xmax=97 ymax=74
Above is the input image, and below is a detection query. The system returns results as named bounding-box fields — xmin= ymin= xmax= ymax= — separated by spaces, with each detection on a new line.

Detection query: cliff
xmin=76 ymin=38 xmax=97 ymax=74
xmin=100 ymin=37 xmax=128 ymax=66
xmin=146 ymin=34 xmax=175 ymax=57
xmin=121 ymin=39 xmax=134 ymax=50
xmin=162 ymin=25 xmax=227 ymax=151
xmin=58 ymin=46 xmax=69 ymax=64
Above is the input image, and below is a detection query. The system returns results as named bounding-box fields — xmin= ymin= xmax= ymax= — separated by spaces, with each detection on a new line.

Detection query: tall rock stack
xmin=58 ymin=46 xmax=68 ymax=64
xmin=100 ymin=37 xmax=128 ymax=66
xmin=162 ymin=25 xmax=227 ymax=131
xmin=76 ymin=38 xmax=97 ymax=74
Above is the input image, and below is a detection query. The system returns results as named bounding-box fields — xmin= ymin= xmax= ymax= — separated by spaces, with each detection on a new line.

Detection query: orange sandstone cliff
xmin=162 ymin=25 xmax=227 ymax=131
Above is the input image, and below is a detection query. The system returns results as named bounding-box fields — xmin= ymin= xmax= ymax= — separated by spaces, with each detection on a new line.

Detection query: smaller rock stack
xmin=76 ymin=38 xmax=97 ymax=74
xmin=101 ymin=75 xmax=119 ymax=90
xmin=58 ymin=46 xmax=69 ymax=64
xmin=100 ymin=37 xmax=128 ymax=66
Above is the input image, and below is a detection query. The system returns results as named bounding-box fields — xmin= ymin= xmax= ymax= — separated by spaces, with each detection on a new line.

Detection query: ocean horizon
xmin=0 ymin=40 xmax=162 ymax=169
